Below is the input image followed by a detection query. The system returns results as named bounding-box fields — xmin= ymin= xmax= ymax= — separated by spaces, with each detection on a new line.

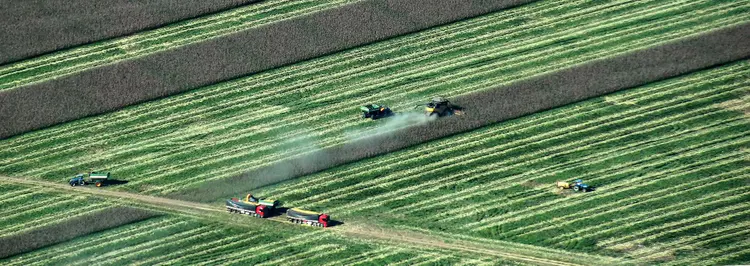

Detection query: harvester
xmin=286 ymin=208 xmax=330 ymax=227
xmin=226 ymin=194 xmax=279 ymax=218
xmin=360 ymin=104 xmax=393 ymax=120
xmin=417 ymin=97 xmax=461 ymax=117
xmin=556 ymin=179 xmax=593 ymax=192
xmin=69 ymin=172 xmax=110 ymax=187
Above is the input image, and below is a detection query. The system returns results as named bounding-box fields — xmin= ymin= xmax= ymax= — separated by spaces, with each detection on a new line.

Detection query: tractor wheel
xmin=573 ymin=186 xmax=580 ymax=192
xmin=96 ymin=182 xmax=102 ymax=187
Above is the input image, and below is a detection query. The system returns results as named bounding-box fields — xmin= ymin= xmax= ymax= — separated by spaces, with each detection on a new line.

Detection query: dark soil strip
xmin=0 ymin=206 xmax=157 ymax=259
xmin=169 ymin=23 xmax=750 ymax=203
xmin=0 ymin=0 xmax=260 ymax=65
xmin=0 ymin=0 xmax=535 ymax=140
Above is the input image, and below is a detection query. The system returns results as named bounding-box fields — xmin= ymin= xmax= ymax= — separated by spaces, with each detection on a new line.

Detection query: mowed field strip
xmin=0 ymin=0 xmax=360 ymax=90
xmin=2 ymin=0 xmax=747 ymax=197
xmin=256 ymin=60 xmax=750 ymax=263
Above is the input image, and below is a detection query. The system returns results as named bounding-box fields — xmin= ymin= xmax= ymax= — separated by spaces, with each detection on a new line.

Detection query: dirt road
xmin=1 ymin=176 xmax=585 ymax=265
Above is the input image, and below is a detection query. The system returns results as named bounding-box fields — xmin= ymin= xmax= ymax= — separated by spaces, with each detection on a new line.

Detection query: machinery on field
xmin=226 ymin=194 xmax=279 ymax=218
xmin=417 ymin=97 xmax=462 ymax=117
xmin=69 ymin=172 xmax=110 ymax=187
xmin=360 ymin=104 xmax=393 ymax=120
xmin=556 ymin=179 xmax=594 ymax=192
xmin=286 ymin=208 xmax=330 ymax=227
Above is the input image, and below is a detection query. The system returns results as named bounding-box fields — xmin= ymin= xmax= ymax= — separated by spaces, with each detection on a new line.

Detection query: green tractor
xmin=360 ymin=104 xmax=393 ymax=120
xmin=69 ymin=172 xmax=110 ymax=187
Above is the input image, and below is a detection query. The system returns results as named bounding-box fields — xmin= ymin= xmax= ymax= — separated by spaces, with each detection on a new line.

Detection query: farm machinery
xmin=226 ymin=194 xmax=331 ymax=227
xmin=69 ymin=172 xmax=110 ymax=187
xmin=286 ymin=208 xmax=330 ymax=227
xmin=225 ymin=194 xmax=279 ymax=218
xmin=360 ymin=104 xmax=393 ymax=120
xmin=417 ymin=96 xmax=462 ymax=117
xmin=556 ymin=179 xmax=594 ymax=192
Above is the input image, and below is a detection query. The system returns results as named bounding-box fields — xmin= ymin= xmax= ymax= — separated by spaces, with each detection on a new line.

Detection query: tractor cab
xmin=360 ymin=104 xmax=393 ymax=120
xmin=69 ymin=174 xmax=85 ymax=186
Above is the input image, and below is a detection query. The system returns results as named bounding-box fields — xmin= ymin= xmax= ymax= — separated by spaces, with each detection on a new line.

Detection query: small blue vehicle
xmin=556 ymin=179 xmax=594 ymax=192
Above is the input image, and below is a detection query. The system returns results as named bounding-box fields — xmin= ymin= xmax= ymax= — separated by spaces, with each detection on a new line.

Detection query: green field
xmin=1 ymin=0 xmax=748 ymax=264
xmin=1 ymin=0 xmax=747 ymax=197
xmin=256 ymin=60 xmax=750 ymax=264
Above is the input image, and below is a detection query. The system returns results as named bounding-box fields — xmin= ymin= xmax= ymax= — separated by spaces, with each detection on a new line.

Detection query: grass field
xmin=255 ymin=60 xmax=750 ymax=264
xmin=1 ymin=0 xmax=748 ymax=264
xmin=1 ymin=0 xmax=747 ymax=197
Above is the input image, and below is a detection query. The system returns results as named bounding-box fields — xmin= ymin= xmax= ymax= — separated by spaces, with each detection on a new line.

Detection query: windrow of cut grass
xmin=3 ymin=0 xmax=747 ymax=198
xmin=0 ymin=213 xmax=524 ymax=265
xmin=0 ymin=0 xmax=359 ymax=90
xmin=255 ymin=60 xmax=750 ymax=261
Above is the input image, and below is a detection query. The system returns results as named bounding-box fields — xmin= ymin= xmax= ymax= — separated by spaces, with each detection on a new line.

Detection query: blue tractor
xmin=556 ymin=179 xmax=593 ymax=192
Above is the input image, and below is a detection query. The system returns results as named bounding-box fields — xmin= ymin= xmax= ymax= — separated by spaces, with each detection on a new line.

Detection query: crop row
xmin=0 ymin=0 xmax=358 ymax=90
xmin=3 ymin=0 xmax=745 ymax=197
xmin=254 ymin=61 xmax=750 ymax=261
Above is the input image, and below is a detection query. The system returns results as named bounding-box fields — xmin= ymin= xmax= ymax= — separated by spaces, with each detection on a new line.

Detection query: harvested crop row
xmin=0 ymin=0 xmax=540 ymax=139
xmin=3 ymin=0 xmax=745 ymax=196
xmin=0 ymin=0 xmax=361 ymax=90
xmin=0 ymin=0 xmax=262 ymax=65
xmin=251 ymin=61 xmax=750 ymax=261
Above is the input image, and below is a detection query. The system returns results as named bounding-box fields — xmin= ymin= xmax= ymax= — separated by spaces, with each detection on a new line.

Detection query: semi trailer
xmin=226 ymin=194 xmax=279 ymax=218
xmin=286 ymin=208 xmax=330 ymax=227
